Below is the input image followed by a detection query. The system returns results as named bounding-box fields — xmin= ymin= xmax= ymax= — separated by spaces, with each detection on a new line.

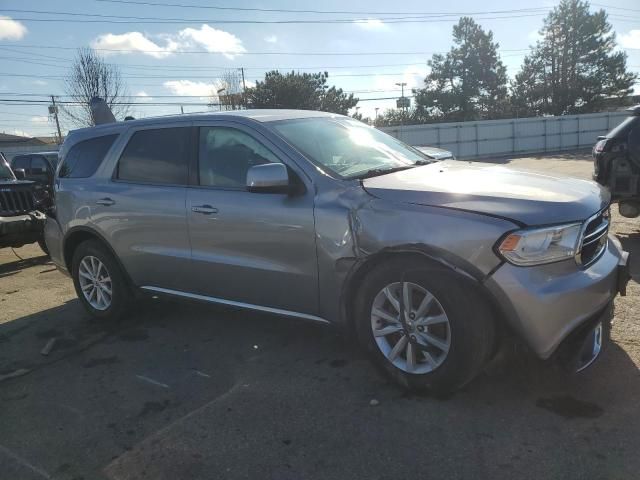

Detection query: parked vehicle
xmin=10 ymin=151 xmax=59 ymax=186
xmin=415 ymin=145 xmax=455 ymax=160
xmin=0 ymin=152 xmax=48 ymax=253
xmin=593 ymin=105 xmax=640 ymax=218
xmin=45 ymin=110 xmax=629 ymax=392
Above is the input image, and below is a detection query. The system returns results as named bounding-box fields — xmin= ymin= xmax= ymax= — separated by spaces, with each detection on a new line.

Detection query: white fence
xmin=380 ymin=111 xmax=629 ymax=159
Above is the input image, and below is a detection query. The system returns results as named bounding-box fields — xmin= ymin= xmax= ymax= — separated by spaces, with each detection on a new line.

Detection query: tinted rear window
xmin=117 ymin=127 xmax=189 ymax=185
xmin=59 ymin=134 xmax=118 ymax=178
xmin=607 ymin=116 xmax=638 ymax=139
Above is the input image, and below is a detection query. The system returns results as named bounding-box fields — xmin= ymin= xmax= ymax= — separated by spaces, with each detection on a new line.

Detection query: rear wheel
xmin=71 ymin=240 xmax=132 ymax=321
xmin=354 ymin=258 xmax=495 ymax=393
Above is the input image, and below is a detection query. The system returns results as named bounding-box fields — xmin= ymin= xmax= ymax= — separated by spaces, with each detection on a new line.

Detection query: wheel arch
xmin=63 ymin=226 xmax=135 ymax=288
xmin=340 ymin=246 xmax=508 ymax=342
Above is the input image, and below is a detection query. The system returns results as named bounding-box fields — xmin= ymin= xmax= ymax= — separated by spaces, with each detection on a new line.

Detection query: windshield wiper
xmin=351 ymin=165 xmax=417 ymax=179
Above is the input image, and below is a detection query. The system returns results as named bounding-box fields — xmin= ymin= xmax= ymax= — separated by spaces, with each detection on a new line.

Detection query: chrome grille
xmin=576 ymin=209 xmax=609 ymax=267
xmin=0 ymin=188 xmax=34 ymax=216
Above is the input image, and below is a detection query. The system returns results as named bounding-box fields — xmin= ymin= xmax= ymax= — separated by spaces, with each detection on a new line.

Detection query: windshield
xmin=272 ymin=117 xmax=431 ymax=179
xmin=0 ymin=157 xmax=15 ymax=180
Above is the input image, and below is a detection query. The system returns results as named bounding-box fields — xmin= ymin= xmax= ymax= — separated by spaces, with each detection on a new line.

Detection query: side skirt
xmin=139 ymin=286 xmax=331 ymax=325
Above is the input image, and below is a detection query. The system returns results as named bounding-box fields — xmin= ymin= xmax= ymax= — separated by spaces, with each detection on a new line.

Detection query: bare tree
xmin=209 ymin=69 xmax=244 ymax=111
xmin=61 ymin=47 xmax=129 ymax=127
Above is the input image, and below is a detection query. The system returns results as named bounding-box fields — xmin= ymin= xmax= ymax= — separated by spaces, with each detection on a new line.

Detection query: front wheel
xmin=71 ymin=240 xmax=132 ymax=322
xmin=354 ymin=258 xmax=496 ymax=393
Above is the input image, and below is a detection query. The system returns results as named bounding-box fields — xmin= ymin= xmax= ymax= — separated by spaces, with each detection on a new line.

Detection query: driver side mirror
xmin=14 ymin=168 xmax=26 ymax=180
xmin=246 ymin=163 xmax=291 ymax=194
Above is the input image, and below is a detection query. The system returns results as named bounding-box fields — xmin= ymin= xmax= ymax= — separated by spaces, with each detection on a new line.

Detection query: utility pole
xmin=180 ymin=105 xmax=184 ymax=114
xmin=50 ymin=95 xmax=63 ymax=144
xmin=395 ymin=82 xmax=408 ymax=129
xmin=240 ymin=67 xmax=247 ymax=108
xmin=375 ymin=107 xmax=379 ymax=124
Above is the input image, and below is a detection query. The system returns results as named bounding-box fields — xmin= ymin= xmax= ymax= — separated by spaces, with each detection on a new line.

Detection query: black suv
xmin=0 ymin=152 xmax=48 ymax=253
xmin=593 ymin=105 xmax=640 ymax=218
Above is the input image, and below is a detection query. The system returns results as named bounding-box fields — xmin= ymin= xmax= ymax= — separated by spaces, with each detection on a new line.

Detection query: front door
xmin=186 ymin=123 xmax=318 ymax=315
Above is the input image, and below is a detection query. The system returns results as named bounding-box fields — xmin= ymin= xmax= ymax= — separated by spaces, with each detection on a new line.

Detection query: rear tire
xmin=354 ymin=258 xmax=495 ymax=393
xmin=71 ymin=239 xmax=132 ymax=322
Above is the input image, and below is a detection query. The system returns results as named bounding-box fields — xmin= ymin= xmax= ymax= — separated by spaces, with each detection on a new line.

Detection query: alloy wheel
xmin=78 ymin=255 xmax=112 ymax=311
xmin=370 ymin=281 xmax=451 ymax=374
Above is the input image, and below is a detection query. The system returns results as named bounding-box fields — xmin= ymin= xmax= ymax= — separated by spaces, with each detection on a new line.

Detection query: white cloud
xmin=92 ymin=32 xmax=179 ymax=59
xmin=30 ymin=116 xmax=49 ymax=124
xmin=620 ymin=30 xmax=640 ymax=49
xmin=135 ymin=90 xmax=153 ymax=102
xmin=91 ymin=25 xmax=245 ymax=59
xmin=264 ymin=35 xmax=278 ymax=44
xmin=32 ymin=80 xmax=48 ymax=86
xmin=354 ymin=19 xmax=389 ymax=31
xmin=179 ymin=25 xmax=246 ymax=59
xmin=0 ymin=16 xmax=27 ymax=40
xmin=163 ymin=80 xmax=214 ymax=97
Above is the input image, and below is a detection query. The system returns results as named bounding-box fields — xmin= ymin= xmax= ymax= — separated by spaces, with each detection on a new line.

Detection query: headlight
xmin=497 ymin=223 xmax=582 ymax=266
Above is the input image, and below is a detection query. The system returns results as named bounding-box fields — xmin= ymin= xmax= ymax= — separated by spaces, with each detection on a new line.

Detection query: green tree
xmin=512 ymin=0 xmax=636 ymax=116
xmin=414 ymin=17 xmax=509 ymax=122
xmin=245 ymin=70 xmax=358 ymax=114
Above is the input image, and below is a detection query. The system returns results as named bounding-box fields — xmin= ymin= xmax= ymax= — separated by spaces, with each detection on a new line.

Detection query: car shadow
xmin=0 ymin=251 xmax=50 ymax=277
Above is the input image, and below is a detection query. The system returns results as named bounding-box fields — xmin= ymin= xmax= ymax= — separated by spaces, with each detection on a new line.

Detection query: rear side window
xmin=31 ymin=156 xmax=48 ymax=173
xmin=117 ymin=127 xmax=189 ymax=185
xmin=59 ymin=134 xmax=118 ymax=178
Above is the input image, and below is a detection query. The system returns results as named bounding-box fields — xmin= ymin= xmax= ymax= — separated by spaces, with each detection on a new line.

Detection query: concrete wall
xmin=380 ymin=111 xmax=629 ymax=159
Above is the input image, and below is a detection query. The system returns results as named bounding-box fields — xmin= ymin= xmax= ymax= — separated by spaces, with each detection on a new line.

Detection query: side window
xmin=12 ymin=155 xmax=30 ymax=172
xmin=117 ymin=128 xmax=189 ymax=185
xmin=31 ymin=156 xmax=49 ymax=175
xmin=198 ymin=127 xmax=280 ymax=188
xmin=59 ymin=134 xmax=118 ymax=178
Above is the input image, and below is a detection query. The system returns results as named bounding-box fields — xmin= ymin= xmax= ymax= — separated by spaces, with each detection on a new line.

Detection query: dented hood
xmin=362 ymin=160 xmax=609 ymax=226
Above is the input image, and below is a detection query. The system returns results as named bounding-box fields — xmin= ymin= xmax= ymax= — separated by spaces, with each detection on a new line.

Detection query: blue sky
xmin=0 ymin=0 xmax=639 ymax=137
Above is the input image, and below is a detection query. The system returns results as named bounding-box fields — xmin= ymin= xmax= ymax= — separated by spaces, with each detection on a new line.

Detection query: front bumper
xmin=484 ymin=234 xmax=629 ymax=360
xmin=0 ymin=211 xmax=46 ymax=248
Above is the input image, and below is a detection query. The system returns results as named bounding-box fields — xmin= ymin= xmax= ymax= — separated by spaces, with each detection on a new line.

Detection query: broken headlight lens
xmin=497 ymin=223 xmax=582 ymax=266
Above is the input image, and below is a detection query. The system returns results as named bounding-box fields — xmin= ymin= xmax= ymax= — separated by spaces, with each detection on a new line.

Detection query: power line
xmin=5 ymin=13 xmax=552 ymax=25
xmin=91 ymin=0 xmax=550 ymax=16
xmin=0 ymin=43 xmax=543 ymax=56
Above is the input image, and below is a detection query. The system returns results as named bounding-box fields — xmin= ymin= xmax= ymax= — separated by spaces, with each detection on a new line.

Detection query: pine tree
xmin=512 ymin=0 xmax=636 ymax=116
xmin=414 ymin=17 xmax=509 ymax=122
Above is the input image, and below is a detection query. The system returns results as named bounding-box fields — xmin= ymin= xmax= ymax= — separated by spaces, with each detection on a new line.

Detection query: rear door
xmin=89 ymin=125 xmax=192 ymax=291
xmin=185 ymin=121 xmax=318 ymax=315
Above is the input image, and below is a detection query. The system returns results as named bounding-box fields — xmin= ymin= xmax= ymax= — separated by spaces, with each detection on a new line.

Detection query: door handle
xmin=191 ymin=204 xmax=218 ymax=215
xmin=96 ymin=197 xmax=115 ymax=206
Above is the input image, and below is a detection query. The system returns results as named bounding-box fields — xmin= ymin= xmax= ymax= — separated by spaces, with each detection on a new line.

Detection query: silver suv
xmin=45 ymin=110 xmax=630 ymax=392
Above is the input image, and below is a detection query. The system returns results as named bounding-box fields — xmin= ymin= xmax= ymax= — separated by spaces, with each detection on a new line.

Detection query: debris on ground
xmin=370 ymin=399 xmax=380 ymax=406
xmin=0 ymin=368 xmax=31 ymax=383
xmin=40 ymin=337 xmax=57 ymax=356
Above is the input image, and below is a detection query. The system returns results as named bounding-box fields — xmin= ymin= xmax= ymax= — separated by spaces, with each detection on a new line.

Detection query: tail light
xmin=594 ymin=139 xmax=607 ymax=153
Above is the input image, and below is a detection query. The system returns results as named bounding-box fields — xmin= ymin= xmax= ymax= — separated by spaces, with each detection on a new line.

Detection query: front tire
xmin=354 ymin=258 xmax=495 ymax=393
xmin=71 ymin=240 xmax=132 ymax=322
